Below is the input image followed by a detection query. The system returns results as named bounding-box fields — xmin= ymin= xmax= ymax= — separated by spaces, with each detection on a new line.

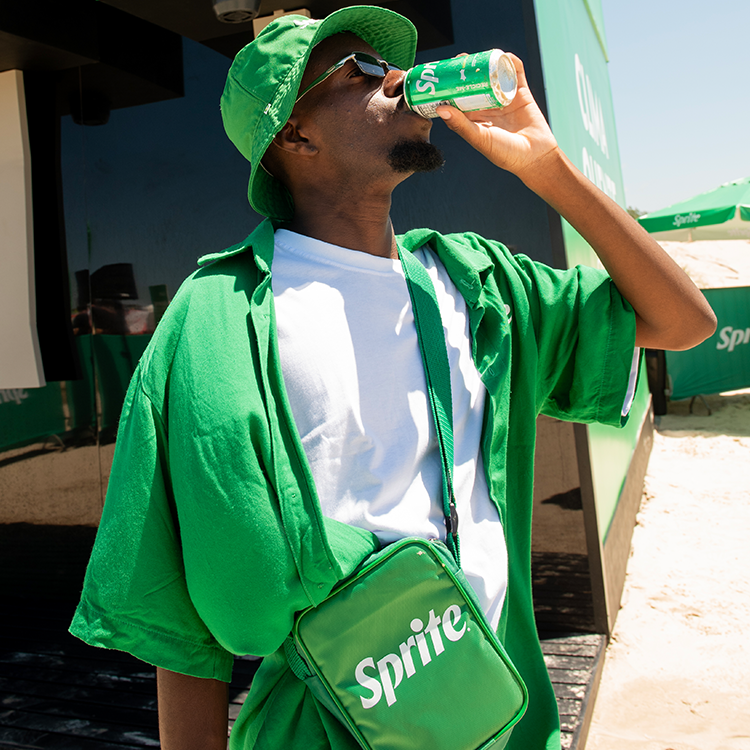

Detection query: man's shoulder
xmin=167 ymin=220 xmax=275 ymax=315
xmin=195 ymin=219 xmax=274 ymax=272
xmin=398 ymin=227 xmax=539 ymax=290
xmin=398 ymin=227 xmax=496 ymax=251
xmin=135 ymin=226 xmax=273 ymax=395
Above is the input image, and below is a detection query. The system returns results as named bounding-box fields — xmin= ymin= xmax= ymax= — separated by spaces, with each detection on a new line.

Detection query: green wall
xmin=534 ymin=0 xmax=650 ymax=540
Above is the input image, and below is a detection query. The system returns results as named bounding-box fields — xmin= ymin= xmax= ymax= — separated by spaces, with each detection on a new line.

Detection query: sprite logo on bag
xmin=354 ymin=604 xmax=467 ymax=709
xmin=291 ymin=540 xmax=528 ymax=750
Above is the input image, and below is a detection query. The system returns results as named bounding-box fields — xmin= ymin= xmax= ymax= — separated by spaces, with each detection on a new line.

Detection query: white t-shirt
xmin=271 ymin=229 xmax=508 ymax=629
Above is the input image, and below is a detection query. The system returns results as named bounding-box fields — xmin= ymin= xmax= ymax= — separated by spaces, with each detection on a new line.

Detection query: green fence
xmin=666 ymin=286 xmax=750 ymax=400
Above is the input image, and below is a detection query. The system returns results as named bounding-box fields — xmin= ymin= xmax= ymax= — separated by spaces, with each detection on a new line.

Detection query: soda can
xmin=404 ymin=49 xmax=517 ymax=119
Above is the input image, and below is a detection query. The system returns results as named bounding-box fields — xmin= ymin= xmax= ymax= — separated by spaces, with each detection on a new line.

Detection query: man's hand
xmin=435 ymin=54 xmax=559 ymax=182
xmin=435 ymin=53 xmax=716 ymax=351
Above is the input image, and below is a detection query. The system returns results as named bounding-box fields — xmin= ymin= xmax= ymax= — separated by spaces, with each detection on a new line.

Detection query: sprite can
xmin=404 ymin=49 xmax=517 ymax=119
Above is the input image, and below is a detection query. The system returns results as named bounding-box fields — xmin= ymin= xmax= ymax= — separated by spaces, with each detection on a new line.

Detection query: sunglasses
xmin=296 ymin=52 xmax=402 ymax=102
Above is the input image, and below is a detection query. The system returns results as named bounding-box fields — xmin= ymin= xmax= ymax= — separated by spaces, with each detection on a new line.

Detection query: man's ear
xmin=271 ymin=115 xmax=318 ymax=157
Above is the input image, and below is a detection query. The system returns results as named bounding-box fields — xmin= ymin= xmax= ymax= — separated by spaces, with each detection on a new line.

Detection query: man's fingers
xmin=437 ymin=105 xmax=473 ymax=132
xmin=505 ymin=52 xmax=528 ymax=92
xmin=436 ymin=105 xmax=488 ymax=149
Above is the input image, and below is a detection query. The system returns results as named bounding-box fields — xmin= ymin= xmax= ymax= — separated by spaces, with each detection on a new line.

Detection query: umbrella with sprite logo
xmin=638 ymin=176 xmax=750 ymax=241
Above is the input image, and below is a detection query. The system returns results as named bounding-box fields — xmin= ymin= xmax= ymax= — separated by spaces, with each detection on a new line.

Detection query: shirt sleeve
xmin=69 ymin=366 xmax=235 ymax=682
xmin=513 ymin=255 xmax=640 ymax=427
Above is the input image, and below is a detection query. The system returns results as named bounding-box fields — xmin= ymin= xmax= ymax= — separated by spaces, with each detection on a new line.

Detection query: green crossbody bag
xmin=283 ymin=248 xmax=528 ymax=750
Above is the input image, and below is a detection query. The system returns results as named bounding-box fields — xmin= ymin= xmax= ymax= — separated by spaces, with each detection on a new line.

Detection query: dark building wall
xmin=2 ymin=37 xmax=254 ymax=522
xmin=60 ymin=0 xmax=560 ymax=305
xmin=392 ymin=0 xmax=562 ymax=266
xmin=61 ymin=38 xmax=256 ymax=312
xmin=3 ymin=6 xmax=584 ymax=613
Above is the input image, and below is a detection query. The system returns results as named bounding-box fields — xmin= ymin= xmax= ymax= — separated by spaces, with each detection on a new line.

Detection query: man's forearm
xmin=157 ymin=667 xmax=229 ymax=750
xmin=521 ymin=147 xmax=717 ymax=350
xmin=436 ymin=55 xmax=716 ymax=351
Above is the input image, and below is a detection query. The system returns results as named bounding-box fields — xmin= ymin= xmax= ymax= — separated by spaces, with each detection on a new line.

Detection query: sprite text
xmin=672 ymin=212 xmax=701 ymax=228
xmin=355 ymin=604 xmax=467 ymax=709
xmin=716 ymin=326 xmax=750 ymax=353
xmin=414 ymin=63 xmax=439 ymax=95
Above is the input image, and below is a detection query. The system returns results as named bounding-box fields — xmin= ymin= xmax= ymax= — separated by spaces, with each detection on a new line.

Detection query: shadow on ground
xmin=656 ymin=388 xmax=750 ymax=438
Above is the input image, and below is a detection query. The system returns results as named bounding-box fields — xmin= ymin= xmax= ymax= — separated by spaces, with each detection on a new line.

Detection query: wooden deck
xmin=0 ymin=524 xmax=605 ymax=748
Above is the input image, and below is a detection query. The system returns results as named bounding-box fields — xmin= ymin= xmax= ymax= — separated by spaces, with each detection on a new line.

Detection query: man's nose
xmin=382 ymin=68 xmax=406 ymax=98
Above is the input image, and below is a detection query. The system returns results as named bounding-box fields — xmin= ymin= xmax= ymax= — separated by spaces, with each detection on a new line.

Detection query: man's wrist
xmin=515 ymin=145 xmax=571 ymax=199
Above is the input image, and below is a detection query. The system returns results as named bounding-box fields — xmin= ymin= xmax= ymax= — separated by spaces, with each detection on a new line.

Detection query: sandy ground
xmin=656 ymin=240 xmax=750 ymax=289
xmin=0 ymin=441 xmax=113 ymax=525
xmin=587 ymin=387 xmax=750 ymax=750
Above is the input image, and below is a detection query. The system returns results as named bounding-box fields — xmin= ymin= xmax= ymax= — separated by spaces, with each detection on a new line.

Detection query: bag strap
xmin=284 ymin=634 xmax=313 ymax=680
xmin=399 ymin=246 xmax=460 ymax=565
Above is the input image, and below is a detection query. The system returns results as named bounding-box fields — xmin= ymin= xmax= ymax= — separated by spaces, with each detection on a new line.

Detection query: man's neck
xmin=286 ymin=189 xmax=398 ymax=259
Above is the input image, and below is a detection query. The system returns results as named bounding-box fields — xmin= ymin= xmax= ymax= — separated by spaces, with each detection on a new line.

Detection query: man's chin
xmin=387 ymin=139 xmax=445 ymax=174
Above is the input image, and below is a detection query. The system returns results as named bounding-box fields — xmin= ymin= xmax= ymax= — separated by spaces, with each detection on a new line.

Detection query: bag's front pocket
xmin=291 ymin=539 xmax=527 ymax=750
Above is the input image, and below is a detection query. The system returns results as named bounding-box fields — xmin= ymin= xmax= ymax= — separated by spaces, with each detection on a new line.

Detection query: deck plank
xmin=541 ymin=634 xmax=606 ymax=750
xmin=1 ymin=523 xmax=605 ymax=749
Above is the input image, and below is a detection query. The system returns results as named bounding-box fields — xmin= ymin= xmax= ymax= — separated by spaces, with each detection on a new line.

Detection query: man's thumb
xmin=436 ymin=106 xmax=480 ymax=144
xmin=436 ymin=105 xmax=458 ymax=125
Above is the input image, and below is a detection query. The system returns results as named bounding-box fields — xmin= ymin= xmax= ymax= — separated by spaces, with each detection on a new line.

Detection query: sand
xmin=586 ymin=388 xmax=750 ymax=750
xmin=658 ymin=240 xmax=750 ymax=289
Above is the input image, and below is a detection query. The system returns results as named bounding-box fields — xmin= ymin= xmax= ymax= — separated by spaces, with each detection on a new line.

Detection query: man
xmin=70 ymin=6 xmax=716 ymax=750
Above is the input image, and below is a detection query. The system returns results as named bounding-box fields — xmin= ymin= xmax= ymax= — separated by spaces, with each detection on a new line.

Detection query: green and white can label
xmin=404 ymin=49 xmax=517 ymax=119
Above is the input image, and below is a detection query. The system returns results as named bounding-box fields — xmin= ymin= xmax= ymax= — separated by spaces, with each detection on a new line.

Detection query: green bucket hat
xmin=221 ymin=6 xmax=418 ymax=222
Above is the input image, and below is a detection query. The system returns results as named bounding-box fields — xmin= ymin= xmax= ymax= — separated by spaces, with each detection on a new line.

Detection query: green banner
xmin=666 ymin=287 xmax=750 ymax=400
xmin=0 ymin=384 xmax=66 ymax=452
xmin=534 ymin=0 xmax=627 ymax=269
xmin=0 ymin=333 xmax=152 ymax=452
xmin=534 ymin=0 xmax=649 ymax=541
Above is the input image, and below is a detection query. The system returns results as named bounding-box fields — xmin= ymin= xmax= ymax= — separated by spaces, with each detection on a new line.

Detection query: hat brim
xmin=248 ymin=6 xmax=418 ymax=221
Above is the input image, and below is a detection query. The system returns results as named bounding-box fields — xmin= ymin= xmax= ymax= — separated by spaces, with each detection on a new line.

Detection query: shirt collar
xmin=399 ymin=228 xmax=493 ymax=307
xmin=197 ymin=221 xmax=495 ymax=308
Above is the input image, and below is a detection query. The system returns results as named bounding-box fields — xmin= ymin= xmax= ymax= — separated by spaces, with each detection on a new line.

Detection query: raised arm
xmin=157 ymin=668 xmax=229 ymax=750
xmin=436 ymin=55 xmax=716 ymax=351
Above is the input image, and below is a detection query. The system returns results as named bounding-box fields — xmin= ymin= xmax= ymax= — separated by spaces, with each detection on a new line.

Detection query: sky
xmin=601 ymin=0 xmax=750 ymax=214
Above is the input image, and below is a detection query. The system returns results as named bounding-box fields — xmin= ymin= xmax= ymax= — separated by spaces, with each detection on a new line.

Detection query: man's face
xmin=293 ymin=33 xmax=444 ymax=181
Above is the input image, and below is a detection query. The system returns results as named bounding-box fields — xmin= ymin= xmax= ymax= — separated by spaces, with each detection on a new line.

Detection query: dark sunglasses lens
xmin=352 ymin=54 xmax=401 ymax=77
xmin=355 ymin=60 xmax=387 ymax=77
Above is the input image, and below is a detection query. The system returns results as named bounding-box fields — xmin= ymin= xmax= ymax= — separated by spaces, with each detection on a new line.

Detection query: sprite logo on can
xmin=404 ymin=49 xmax=517 ymax=119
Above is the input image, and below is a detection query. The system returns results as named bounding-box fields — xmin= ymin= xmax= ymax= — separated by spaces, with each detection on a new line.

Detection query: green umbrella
xmin=638 ymin=176 xmax=750 ymax=241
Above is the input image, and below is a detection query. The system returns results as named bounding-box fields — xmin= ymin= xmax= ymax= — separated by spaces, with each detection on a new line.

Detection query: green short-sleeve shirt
xmin=70 ymin=219 xmax=637 ymax=750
